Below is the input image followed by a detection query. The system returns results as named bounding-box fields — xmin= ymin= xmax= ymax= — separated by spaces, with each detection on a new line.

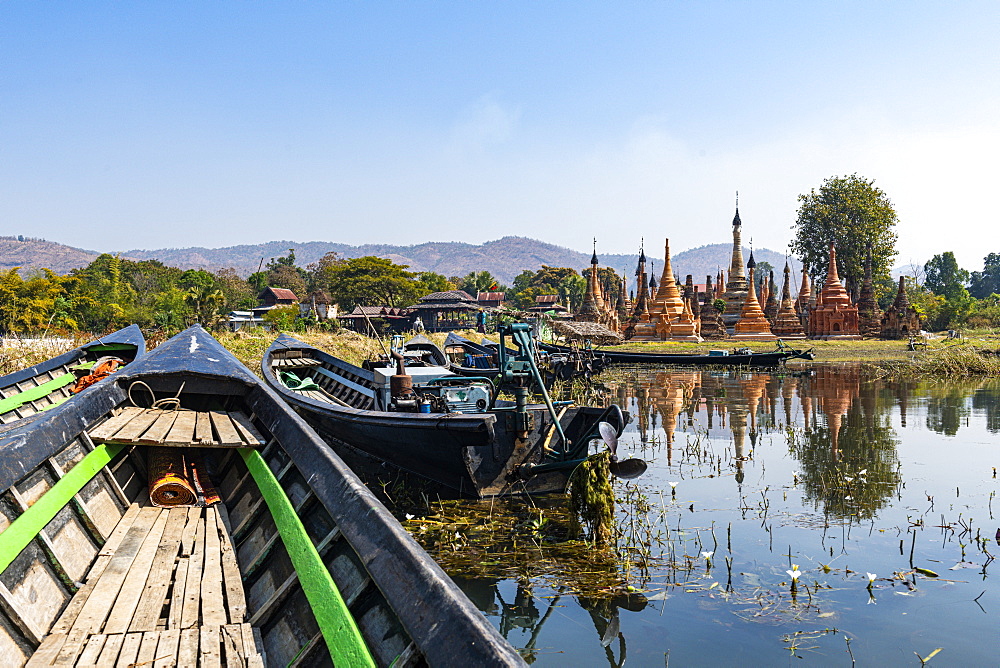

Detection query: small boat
xmin=263 ymin=325 xmax=629 ymax=498
xmin=445 ymin=332 xmax=607 ymax=382
xmin=537 ymin=339 xmax=814 ymax=367
xmin=367 ymin=334 xmax=451 ymax=371
xmin=0 ymin=325 xmax=146 ymax=425
xmin=443 ymin=332 xmax=502 ymax=378
xmin=0 ymin=325 xmax=522 ymax=667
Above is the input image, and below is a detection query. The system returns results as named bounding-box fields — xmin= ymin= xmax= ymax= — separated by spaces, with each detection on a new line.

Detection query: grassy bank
xmin=214 ymin=328 xmax=486 ymax=378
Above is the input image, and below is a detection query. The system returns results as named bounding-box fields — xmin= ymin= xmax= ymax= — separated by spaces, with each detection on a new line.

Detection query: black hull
xmin=538 ymin=341 xmax=812 ymax=367
xmin=0 ymin=325 xmax=523 ymax=667
xmin=264 ymin=335 xmax=612 ymax=498
xmin=0 ymin=324 xmax=146 ymax=424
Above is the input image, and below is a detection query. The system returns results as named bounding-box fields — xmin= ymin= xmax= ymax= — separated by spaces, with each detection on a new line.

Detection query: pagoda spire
xmin=578 ymin=238 xmax=606 ymax=320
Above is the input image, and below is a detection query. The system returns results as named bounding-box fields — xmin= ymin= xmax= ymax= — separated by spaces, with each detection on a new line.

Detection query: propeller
xmin=598 ymin=421 xmax=647 ymax=479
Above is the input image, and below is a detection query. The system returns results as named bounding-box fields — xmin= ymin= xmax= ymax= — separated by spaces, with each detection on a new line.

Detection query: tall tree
xmin=923 ymin=252 xmax=974 ymax=329
xmin=416 ymin=272 xmax=454 ymax=294
xmin=924 ymin=252 xmax=969 ymax=300
xmin=969 ymin=253 xmax=1000 ymax=299
xmin=324 ymin=256 xmax=421 ymax=310
xmin=790 ymin=174 xmax=898 ymax=298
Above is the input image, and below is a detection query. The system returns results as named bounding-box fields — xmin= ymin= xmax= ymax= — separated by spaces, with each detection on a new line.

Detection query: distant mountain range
xmin=2 ymin=235 xmax=804 ymax=286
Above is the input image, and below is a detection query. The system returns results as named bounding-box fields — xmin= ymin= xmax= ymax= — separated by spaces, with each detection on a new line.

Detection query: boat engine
xmin=380 ymin=349 xmax=492 ymax=414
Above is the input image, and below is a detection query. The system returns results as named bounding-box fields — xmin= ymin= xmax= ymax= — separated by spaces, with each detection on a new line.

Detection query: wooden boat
xmin=0 ymin=325 xmax=523 ymax=667
xmin=537 ymin=340 xmax=814 ymax=367
xmin=263 ymin=332 xmax=627 ymax=498
xmin=444 ymin=333 xmax=607 ymax=381
xmin=443 ymin=332 xmax=501 ymax=378
xmin=0 ymin=325 xmax=146 ymax=425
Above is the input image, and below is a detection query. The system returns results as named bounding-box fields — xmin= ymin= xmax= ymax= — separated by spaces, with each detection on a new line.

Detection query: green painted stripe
xmin=0 ymin=443 xmax=124 ymax=574
xmin=0 ymin=372 xmax=76 ymax=414
xmin=87 ymin=344 xmax=136 ymax=352
xmin=238 ymin=448 xmax=376 ymax=668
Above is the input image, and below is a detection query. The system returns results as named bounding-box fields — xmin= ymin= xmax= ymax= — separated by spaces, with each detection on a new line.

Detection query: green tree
xmin=458 ymin=271 xmax=501 ymax=296
xmin=924 ymin=252 xmax=969 ymax=300
xmin=325 ymin=256 xmax=421 ymax=310
xmin=306 ymin=251 xmax=345 ymax=294
xmin=969 ymin=253 xmax=1000 ymax=300
xmin=214 ymin=268 xmax=256 ymax=311
xmin=180 ymin=270 xmax=225 ymax=326
xmin=790 ymin=174 xmax=898 ymax=298
xmin=558 ymin=274 xmax=587 ymax=312
xmin=416 ymin=272 xmax=454 ymax=295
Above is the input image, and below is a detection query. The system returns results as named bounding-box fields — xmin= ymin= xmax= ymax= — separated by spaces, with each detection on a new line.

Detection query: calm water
xmin=451 ymin=365 xmax=1000 ymax=666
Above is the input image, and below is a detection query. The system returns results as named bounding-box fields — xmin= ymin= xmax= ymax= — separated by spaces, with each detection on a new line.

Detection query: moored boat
xmin=263 ymin=327 xmax=628 ymax=498
xmin=0 ymin=325 xmax=146 ymax=425
xmin=0 ymin=325 xmax=523 ymax=667
xmin=537 ymin=339 xmax=814 ymax=367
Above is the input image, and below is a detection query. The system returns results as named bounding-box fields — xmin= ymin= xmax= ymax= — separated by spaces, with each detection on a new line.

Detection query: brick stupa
xmin=721 ymin=199 xmax=749 ymax=330
xmin=763 ymin=270 xmax=779 ymax=324
xmin=880 ymin=276 xmax=922 ymax=339
xmin=648 ymin=239 xmax=702 ymax=342
xmin=795 ymin=272 xmax=811 ymax=328
xmin=627 ymin=243 xmax=660 ymax=341
xmin=771 ymin=262 xmax=806 ymax=339
xmin=856 ymin=257 xmax=882 ymax=338
xmin=731 ymin=252 xmax=778 ymax=341
xmin=699 ymin=274 xmax=728 ymax=339
xmin=808 ymin=242 xmax=861 ymax=340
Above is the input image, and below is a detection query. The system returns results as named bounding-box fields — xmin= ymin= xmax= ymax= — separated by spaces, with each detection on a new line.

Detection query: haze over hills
xmin=123 ymin=237 xmax=802 ymax=286
xmin=0 ymin=236 xmax=105 ymax=275
xmin=3 ymin=234 xmax=804 ymax=286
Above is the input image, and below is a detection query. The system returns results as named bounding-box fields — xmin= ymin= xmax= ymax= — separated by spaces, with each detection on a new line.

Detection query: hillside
xmin=124 ymin=237 xmax=799 ymax=285
xmin=0 ymin=234 xmax=801 ymax=285
xmin=0 ymin=236 xmax=102 ymax=275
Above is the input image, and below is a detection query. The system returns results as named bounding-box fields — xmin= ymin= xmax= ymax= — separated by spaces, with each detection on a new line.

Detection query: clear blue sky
xmin=3 ymin=2 xmax=997 ymax=271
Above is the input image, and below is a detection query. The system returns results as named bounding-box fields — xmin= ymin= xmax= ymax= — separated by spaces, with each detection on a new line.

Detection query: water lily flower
xmin=786 ymin=566 xmax=801 ymax=581
xmin=669 ymin=481 xmax=679 ymax=488
xmin=845 ymin=476 xmax=854 ymax=483
xmin=702 ymin=551 xmax=714 ymax=559
xmin=858 ymin=469 xmax=867 ymax=476
xmin=866 ymin=572 xmax=877 ymax=589
xmin=405 ymin=513 xmax=415 ymax=520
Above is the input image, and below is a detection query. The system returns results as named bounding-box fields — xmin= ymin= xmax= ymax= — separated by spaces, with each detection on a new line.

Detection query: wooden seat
xmin=89 ymin=409 xmax=265 ymax=448
xmin=26 ymin=505 xmax=265 ymax=667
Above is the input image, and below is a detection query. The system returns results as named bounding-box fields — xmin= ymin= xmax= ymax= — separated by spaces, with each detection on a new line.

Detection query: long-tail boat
xmin=262 ymin=325 xmax=628 ymax=498
xmin=0 ymin=325 xmax=523 ymax=667
xmin=0 ymin=325 xmax=146 ymax=425
xmin=537 ymin=339 xmax=814 ymax=367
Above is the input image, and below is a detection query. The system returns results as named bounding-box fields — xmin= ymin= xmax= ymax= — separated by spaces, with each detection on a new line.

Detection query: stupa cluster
xmin=575 ymin=200 xmax=922 ymax=341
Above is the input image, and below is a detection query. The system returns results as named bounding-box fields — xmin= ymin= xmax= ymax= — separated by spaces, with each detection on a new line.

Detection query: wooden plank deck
xmin=88 ymin=409 xmax=264 ymax=448
xmin=26 ymin=506 xmax=265 ymax=667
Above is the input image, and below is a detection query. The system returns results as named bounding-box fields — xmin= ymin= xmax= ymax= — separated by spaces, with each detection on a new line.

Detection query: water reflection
xmin=437 ymin=365 xmax=1000 ymax=665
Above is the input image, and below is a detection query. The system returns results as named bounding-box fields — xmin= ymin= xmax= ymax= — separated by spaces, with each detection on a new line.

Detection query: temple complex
xmin=699 ymin=274 xmax=728 ymax=339
xmin=721 ymin=201 xmax=749 ymax=329
xmin=731 ymin=253 xmax=778 ymax=341
xmin=770 ymin=262 xmax=806 ymax=339
xmin=856 ymin=257 xmax=882 ymax=338
xmin=807 ymin=242 xmax=861 ymax=339
xmin=880 ymin=276 xmax=922 ymax=339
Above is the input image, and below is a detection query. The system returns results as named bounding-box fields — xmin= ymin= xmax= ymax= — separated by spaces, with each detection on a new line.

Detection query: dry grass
xmin=0 ymin=334 xmax=89 ymax=376
xmin=213 ymin=327 xmax=487 ymax=377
